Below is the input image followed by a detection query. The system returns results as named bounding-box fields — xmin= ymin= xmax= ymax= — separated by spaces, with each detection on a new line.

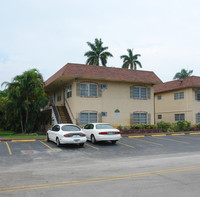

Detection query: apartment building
xmin=45 ymin=63 xmax=162 ymax=127
xmin=154 ymin=76 xmax=200 ymax=125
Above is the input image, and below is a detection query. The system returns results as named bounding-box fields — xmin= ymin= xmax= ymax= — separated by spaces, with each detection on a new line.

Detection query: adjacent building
xmin=154 ymin=76 xmax=200 ymax=124
xmin=45 ymin=63 xmax=162 ymax=127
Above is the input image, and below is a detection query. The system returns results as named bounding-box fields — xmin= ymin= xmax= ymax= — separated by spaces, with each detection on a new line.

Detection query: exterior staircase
xmin=57 ymin=106 xmax=73 ymax=124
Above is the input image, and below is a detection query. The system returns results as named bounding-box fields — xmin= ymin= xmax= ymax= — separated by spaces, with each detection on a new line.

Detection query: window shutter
xmin=130 ymin=86 xmax=133 ymax=98
xmin=147 ymin=88 xmax=151 ymax=99
xmin=98 ymin=84 xmax=102 ymax=97
xmin=196 ymin=113 xmax=200 ymax=123
xmin=195 ymin=90 xmax=198 ymax=100
xmin=148 ymin=113 xmax=151 ymax=124
xmin=98 ymin=113 xmax=102 ymax=123
xmin=76 ymin=82 xmax=80 ymax=96
xmin=130 ymin=113 xmax=133 ymax=125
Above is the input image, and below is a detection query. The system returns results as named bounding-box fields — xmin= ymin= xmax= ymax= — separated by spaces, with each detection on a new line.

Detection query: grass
xmin=0 ymin=130 xmax=46 ymax=138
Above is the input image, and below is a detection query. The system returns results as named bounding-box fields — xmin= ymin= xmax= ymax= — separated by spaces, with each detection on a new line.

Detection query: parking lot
xmin=1 ymin=134 xmax=200 ymax=196
xmin=1 ymin=133 xmax=200 ymax=160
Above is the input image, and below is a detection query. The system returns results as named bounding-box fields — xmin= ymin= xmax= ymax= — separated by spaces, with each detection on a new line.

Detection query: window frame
xmin=132 ymin=113 xmax=147 ymax=124
xmin=196 ymin=90 xmax=200 ymax=101
xmin=158 ymin=115 xmax=162 ymax=120
xmin=57 ymin=91 xmax=61 ymax=102
xmin=80 ymin=83 xmax=98 ymax=97
xmin=132 ymin=87 xmax=147 ymax=99
xmin=196 ymin=113 xmax=200 ymax=123
xmin=175 ymin=114 xmax=185 ymax=121
xmin=157 ymin=95 xmax=162 ymax=100
xmin=80 ymin=112 xmax=98 ymax=125
xmin=67 ymin=85 xmax=72 ymax=98
xmin=174 ymin=92 xmax=184 ymax=100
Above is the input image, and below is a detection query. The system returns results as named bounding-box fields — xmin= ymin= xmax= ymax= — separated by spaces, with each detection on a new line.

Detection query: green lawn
xmin=0 ymin=130 xmax=46 ymax=138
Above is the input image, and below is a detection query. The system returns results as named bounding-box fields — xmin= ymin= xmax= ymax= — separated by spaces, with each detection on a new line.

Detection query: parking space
xmin=1 ymin=134 xmax=200 ymax=158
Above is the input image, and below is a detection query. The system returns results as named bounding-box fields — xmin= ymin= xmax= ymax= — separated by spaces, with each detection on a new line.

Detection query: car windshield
xmin=61 ymin=125 xmax=81 ymax=131
xmin=96 ymin=124 xmax=114 ymax=129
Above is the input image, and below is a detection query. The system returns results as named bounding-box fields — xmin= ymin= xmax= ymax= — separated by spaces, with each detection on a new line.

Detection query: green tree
xmin=120 ymin=49 xmax=142 ymax=70
xmin=173 ymin=69 xmax=193 ymax=80
xmin=1 ymin=69 xmax=48 ymax=133
xmin=84 ymin=38 xmax=113 ymax=66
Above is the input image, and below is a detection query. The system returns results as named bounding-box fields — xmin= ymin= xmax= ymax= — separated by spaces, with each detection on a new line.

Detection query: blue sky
xmin=1 ymin=0 xmax=200 ymax=90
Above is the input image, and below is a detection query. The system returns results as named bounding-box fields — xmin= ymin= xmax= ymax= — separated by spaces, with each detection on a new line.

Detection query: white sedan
xmin=47 ymin=124 xmax=87 ymax=147
xmin=82 ymin=123 xmax=121 ymax=144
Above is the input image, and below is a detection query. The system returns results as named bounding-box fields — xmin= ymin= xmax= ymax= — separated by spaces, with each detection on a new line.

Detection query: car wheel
xmin=111 ymin=140 xmax=117 ymax=144
xmin=91 ymin=135 xmax=96 ymax=144
xmin=46 ymin=134 xmax=50 ymax=142
xmin=56 ymin=138 xmax=61 ymax=147
xmin=79 ymin=143 xmax=84 ymax=148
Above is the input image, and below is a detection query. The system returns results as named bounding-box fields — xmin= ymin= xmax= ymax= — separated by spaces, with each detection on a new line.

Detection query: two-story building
xmin=45 ymin=63 xmax=162 ymax=127
xmin=154 ymin=76 xmax=200 ymax=124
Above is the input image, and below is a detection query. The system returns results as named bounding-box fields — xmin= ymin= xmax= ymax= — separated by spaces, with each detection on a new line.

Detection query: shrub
xmin=176 ymin=121 xmax=191 ymax=131
xmin=157 ymin=121 xmax=171 ymax=132
xmin=192 ymin=124 xmax=200 ymax=129
xmin=169 ymin=123 xmax=179 ymax=132
xmin=117 ymin=125 xmax=123 ymax=130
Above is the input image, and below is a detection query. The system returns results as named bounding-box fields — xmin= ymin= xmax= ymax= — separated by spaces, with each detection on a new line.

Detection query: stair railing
xmin=52 ymin=104 xmax=62 ymax=124
xmin=64 ymin=98 xmax=75 ymax=121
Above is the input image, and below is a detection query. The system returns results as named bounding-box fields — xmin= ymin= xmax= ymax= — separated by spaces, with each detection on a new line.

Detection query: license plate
xmin=108 ymin=132 xmax=114 ymax=135
xmin=74 ymin=139 xmax=80 ymax=142
xmin=73 ymin=135 xmax=80 ymax=138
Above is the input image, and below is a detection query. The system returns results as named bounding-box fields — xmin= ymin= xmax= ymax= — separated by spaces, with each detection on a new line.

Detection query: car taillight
xmin=115 ymin=131 xmax=120 ymax=134
xmin=99 ymin=132 xmax=107 ymax=135
xmin=64 ymin=134 xmax=73 ymax=137
xmin=80 ymin=133 xmax=86 ymax=137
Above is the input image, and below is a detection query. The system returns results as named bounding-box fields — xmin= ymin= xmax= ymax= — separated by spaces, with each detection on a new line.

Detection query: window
xmin=96 ymin=124 xmax=114 ymax=129
xmin=132 ymin=87 xmax=147 ymax=99
xmin=196 ymin=113 xmax=200 ymax=123
xmin=57 ymin=91 xmax=61 ymax=102
xmin=52 ymin=125 xmax=60 ymax=131
xmin=80 ymin=83 xmax=98 ymax=97
xmin=80 ymin=113 xmax=97 ymax=125
xmin=175 ymin=114 xmax=185 ymax=121
xmin=157 ymin=95 xmax=162 ymax=100
xmin=84 ymin=124 xmax=94 ymax=129
xmin=67 ymin=85 xmax=72 ymax=98
xmin=133 ymin=113 xmax=147 ymax=124
xmin=50 ymin=95 xmax=54 ymax=104
xmin=158 ymin=115 xmax=162 ymax=120
xmin=196 ymin=90 xmax=200 ymax=100
xmin=61 ymin=125 xmax=80 ymax=131
xmin=174 ymin=92 xmax=184 ymax=100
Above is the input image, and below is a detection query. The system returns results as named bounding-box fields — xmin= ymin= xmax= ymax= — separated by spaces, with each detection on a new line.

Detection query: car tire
xmin=56 ymin=138 xmax=61 ymax=147
xmin=79 ymin=143 xmax=84 ymax=148
xmin=111 ymin=140 xmax=117 ymax=144
xmin=46 ymin=134 xmax=50 ymax=142
xmin=91 ymin=135 xmax=96 ymax=144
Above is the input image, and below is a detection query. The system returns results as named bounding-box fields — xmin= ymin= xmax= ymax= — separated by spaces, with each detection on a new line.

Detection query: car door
xmin=83 ymin=124 xmax=91 ymax=140
xmin=51 ymin=125 xmax=60 ymax=142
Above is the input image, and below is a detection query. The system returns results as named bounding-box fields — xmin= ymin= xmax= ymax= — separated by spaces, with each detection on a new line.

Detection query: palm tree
xmin=84 ymin=38 xmax=113 ymax=66
xmin=1 ymin=69 xmax=48 ymax=133
xmin=120 ymin=49 xmax=142 ymax=70
xmin=173 ymin=69 xmax=193 ymax=80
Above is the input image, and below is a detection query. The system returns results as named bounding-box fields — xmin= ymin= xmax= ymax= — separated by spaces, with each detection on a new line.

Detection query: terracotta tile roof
xmin=45 ymin=63 xmax=162 ymax=87
xmin=154 ymin=76 xmax=200 ymax=94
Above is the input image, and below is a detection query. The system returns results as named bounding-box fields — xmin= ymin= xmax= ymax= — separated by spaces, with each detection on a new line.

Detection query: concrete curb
xmin=121 ymin=131 xmax=200 ymax=138
xmin=0 ymin=131 xmax=200 ymax=142
xmin=0 ymin=137 xmax=46 ymax=142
